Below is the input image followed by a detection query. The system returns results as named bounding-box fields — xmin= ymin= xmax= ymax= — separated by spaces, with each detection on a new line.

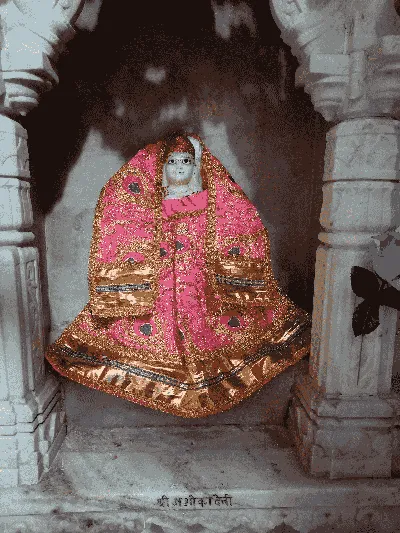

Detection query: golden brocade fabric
xmin=45 ymin=135 xmax=311 ymax=418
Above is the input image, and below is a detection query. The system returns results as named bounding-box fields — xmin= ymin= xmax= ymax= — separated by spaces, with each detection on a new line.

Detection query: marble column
xmin=0 ymin=0 xmax=86 ymax=487
xmin=270 ymin=0 xmax=400 ymax=478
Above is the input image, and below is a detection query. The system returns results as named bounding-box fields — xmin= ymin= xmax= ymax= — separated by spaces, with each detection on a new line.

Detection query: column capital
xmin=270 ymin=0 xmax=400 ymax=121
xmin=0 ymin=0 xmax=86 ymax=117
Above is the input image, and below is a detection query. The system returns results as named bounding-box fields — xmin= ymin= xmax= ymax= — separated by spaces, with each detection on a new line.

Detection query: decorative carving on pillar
xmin=0 ymin=1 xmax=87 ymax=487
xmin=0 ymin=0 xmax=84 ymax=117
xmin=270 ymin=0 xmax=400 ymax=122
xmin=290 ymin=120 xmax=400 ymax=479
xmin=271 ymin=0 xmax=400 ymax=478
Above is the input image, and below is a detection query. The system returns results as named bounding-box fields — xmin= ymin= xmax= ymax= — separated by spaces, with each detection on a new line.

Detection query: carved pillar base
xmin=0 ymin=116 xmax=66 ymax=487
xmin=0 ymin=379 xmax=66 ymax=488
xmin=288 ymin=374 xmax=394 ymax=479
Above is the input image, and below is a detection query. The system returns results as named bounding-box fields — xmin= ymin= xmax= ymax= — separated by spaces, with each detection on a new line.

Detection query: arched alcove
xmin=24 ymin=0 xmax=327 ymax=428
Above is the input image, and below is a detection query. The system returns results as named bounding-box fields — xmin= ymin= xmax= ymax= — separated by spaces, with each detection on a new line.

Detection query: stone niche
xmin=25 ymin=0 xmax=327 ymax=429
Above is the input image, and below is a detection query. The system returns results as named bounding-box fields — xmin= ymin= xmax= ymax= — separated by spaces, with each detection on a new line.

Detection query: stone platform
xmin=1 ymin=425 xmax=400 ymax=532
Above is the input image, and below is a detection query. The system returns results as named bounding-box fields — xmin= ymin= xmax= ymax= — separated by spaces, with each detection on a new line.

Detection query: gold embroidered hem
xmin=45 ymin=321 xmax=310 ymax=418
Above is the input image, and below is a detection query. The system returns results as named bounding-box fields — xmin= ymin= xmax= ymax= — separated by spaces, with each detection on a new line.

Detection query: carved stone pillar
xmin=270 ymin=0 xmax=400 ymax=478
xmin=0 ymin=0 xmax=85 ymax=487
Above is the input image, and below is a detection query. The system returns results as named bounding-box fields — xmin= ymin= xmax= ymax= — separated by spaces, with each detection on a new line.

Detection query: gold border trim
xmin=53 ymin=320 xmax=310 ymax=391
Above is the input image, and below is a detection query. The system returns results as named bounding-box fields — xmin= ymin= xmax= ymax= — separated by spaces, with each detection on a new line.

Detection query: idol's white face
xmin=164 ymin=151 xmax=195 ymax=185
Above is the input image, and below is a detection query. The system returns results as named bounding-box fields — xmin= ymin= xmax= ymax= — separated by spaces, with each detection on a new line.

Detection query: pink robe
xmin=45 ymin=138 xmax=310 ymax=417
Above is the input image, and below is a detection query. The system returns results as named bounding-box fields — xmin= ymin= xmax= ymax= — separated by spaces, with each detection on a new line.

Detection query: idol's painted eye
xmin=168 ymin=158 xmax=175 ymax=164
xmin=183 ymin=158 xmax=192 ymax=164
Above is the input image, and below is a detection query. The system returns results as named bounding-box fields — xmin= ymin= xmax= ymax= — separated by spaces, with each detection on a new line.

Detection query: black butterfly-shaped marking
xmin=351 ymin=266 xmax=400 ymax=337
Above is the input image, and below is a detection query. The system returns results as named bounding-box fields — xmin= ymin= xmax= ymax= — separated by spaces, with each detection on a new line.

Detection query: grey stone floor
xmin=2 ymin=424 xmax=400 ymax=532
